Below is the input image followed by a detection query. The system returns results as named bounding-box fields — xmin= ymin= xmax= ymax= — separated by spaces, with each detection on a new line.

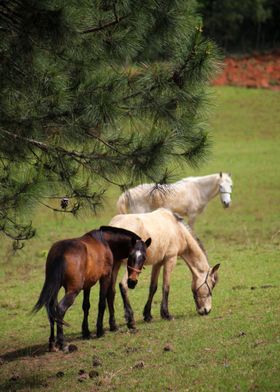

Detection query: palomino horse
xmin=117 ymin=172 xmax=233 ymax=227
xmin=33 ymin=226 xmax=151 ymax=351
xmin=109 ymin=208 xmax=220 ymax=329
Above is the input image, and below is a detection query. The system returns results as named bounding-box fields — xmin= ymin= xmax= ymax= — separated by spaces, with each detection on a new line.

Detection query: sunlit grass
xmin=0 ymin=87 xmax=279 ymax=391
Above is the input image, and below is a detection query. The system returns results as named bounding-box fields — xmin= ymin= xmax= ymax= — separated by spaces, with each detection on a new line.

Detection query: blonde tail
xmin=116 ymin=192 xmax=129 ymax=214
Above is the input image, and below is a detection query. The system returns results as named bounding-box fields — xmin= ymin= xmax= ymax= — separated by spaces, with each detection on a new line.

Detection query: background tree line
xmin=197 ymin=0 xmax=280 ymax=52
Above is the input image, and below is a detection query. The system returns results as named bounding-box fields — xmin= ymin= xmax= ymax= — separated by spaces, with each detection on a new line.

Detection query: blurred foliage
xmin=197 ymin=0 xmax=280 ymax=52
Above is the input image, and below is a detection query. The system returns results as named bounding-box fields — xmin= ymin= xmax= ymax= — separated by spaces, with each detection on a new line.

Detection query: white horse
xmin=117 ymin=172 xmax=233 ymax=227
xmin=108 ymin=208 xmax=220 ymax=329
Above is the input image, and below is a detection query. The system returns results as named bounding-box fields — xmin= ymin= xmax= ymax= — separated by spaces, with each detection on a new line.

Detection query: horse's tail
xmin=117 ymin=192 xmax=129 ymax=214
xmin=33 ymin=253 xmax=64 ymax=324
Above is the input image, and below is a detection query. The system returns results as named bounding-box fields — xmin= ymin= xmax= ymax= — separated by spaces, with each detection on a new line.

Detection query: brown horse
xmin=33 ymin=226 xmax=151 ymax=352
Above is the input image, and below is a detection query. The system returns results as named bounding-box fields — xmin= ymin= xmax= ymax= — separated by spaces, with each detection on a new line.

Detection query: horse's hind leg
xmin=119 ymin=271 xmax=135 ymax=329
xmin=160 ymin=257 xmax=177 ymax=320
xmin=56 ymin=291 xmax=78 ymax=351
xmin=188 ymin=213 xmax=196 ymax=229
xmin=48 ymin=299 xmax=57 ymax=352
xmin=82 ymin=288 xmax=91 ymax=339
xmin=143 ymin=263 xmax=161 ymax=322
xmin=96 ymin=275 xmax=112 ymax=338
xmin=107 ymin=261 xmax=122 ymax=332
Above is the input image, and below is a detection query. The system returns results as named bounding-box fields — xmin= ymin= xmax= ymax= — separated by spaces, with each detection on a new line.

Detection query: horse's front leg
xmin=107 ymin=261 xmax=122 ymax=332
xmin=96 ymin=276 xmax=111 ymax=338
xmin=82 ymin=288 xmax=91 ymax=339
xmin=119 ymin=270 xmax=135 ymax=329
xmin=143 ymin=263 xmax=162 ymax=322
xmin=160 ymin=257 xmax=177 ymax=320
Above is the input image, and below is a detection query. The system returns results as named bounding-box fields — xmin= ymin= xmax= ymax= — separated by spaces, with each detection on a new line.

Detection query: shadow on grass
xmin=0 ymin=332 xmax=81 ymax=363
xmin=1 ymin=343 xmax=49 ymax=363
xmin=0 ymin=312 xmax=198 ymax=364
xmin=0 ymin=374 xmax=46 ymax=392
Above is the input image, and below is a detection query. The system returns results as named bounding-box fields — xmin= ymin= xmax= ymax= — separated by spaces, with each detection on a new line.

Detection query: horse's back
xmin=109 ymin=209 xmax=183 ymax=263
xmin=47 ymin=238 xmax=87 ymax=268
xmin=109 ymin=213 xmax=148 ymax=240
xmin=47 ymin=236 xmax=112 ymax=290
xmin=117 ymin=180 xmax=201 ymax=216
xmin=117 ymin=184 xmax=154 ymax=213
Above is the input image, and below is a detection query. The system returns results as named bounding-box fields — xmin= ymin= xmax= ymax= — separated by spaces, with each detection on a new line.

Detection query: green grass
xmin=0 ymin=86 xmax=280 ymax=392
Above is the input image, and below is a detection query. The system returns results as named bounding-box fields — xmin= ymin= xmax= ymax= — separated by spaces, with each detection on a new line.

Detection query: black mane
xmin=99 ymin=225 xmax=141 ymax=240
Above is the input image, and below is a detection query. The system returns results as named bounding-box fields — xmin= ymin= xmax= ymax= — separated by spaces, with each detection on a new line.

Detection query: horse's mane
xmin=88 ymin=229 xmax=105 ymax=243
xmin=172 ymin=212 xmax=208 ymax=258
xmin=128 ymin=182 xmax=176 ymax=197
xmin=99 ymin=225 xmax=141 ymax=240
xmin=149 ymin=183 xmax=173 ymax=196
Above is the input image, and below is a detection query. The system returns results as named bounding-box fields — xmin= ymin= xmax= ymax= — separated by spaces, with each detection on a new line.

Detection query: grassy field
xmin=0 ymin=86 xmax=280 ymax=392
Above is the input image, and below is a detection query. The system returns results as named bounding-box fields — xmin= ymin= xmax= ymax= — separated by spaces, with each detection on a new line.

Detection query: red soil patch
xmin=212 ymin=51 xmax=280 ymax=90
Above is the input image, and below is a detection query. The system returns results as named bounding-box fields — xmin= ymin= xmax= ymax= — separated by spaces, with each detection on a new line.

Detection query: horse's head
xmin=127 ymin=237 xmax=152 ymax=289
xmin=192 ymin=264 xmax=220 ymax=315
xmin=218 ymin=172 xmax=233 ymax=208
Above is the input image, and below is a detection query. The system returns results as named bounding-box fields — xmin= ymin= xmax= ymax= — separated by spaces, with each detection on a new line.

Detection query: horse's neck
xmin=102 ymin=232 xmax=131 ymax=260
xmin=181 ymin=231 xmax=210 ymax=277
xmin=194 ymin=174 xmax=220 ymax=201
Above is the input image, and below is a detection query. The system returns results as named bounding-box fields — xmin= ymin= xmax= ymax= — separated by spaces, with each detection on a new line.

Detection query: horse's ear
xmin=211 ymin=263 xmax=220 ymax=276
xmin=219 ymin=172 xmax=222 ymax=178
xmin=210 ymin=263 xmax=220 ymax=283
xmin=145 ymin=237 xmax=152 ymax=248
xmin=228 ymin=172 xmax=232 ymax=177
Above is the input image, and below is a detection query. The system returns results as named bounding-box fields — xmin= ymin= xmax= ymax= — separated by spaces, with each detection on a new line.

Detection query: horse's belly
xmin=83 ymin=276 xmax=98 ymax=289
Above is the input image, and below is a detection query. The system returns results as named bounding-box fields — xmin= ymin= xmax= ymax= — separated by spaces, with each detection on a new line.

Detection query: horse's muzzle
xmin=127 ymin=278 xmax=138 ymax=289
xmin=198 ymin=308 xmax=211 ymax=316
xmin=223 ymin=201 xmax=230 ymax=208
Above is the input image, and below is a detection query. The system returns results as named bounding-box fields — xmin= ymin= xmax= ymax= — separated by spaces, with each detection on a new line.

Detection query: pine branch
xmin=86 ymin=129 xmax=126 ymax=156
xmin=80 ymin=14 xmax=129 ymax=34
xmin=0 ymin=213 xmax=35 ymax=241
xmin=0 ymin=128 xmax=108 ymax=161
xmin=36 ymin=199 xmax=79 ymax=214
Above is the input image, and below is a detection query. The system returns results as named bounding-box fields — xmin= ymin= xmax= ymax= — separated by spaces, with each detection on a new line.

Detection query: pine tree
xmin=0 ymin=0 xmax=220 ymax=245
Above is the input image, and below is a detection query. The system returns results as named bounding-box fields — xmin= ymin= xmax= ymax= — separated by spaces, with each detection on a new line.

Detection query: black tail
xmin=33 ymin=254 xmax=64 ymax=324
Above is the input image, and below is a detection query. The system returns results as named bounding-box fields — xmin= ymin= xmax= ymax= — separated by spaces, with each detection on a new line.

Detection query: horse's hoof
xmin=96 ymin=330 xmax=105 ymax=338
xmin=161 ymin=314 xmax=174 ymax=321
xmin=127 ymin=322 xmax=136 ymax=330
xmin=54 ymin=340 xmax=67 ymax=352
xmin=49 ymin=345 xmax=59 ymax=353
xmin=82 ymin=332 xmax=92 ymax=340
xmin=109 ymin=324 xmax=118 ymax=332
xmin=144 ymin=315 xmax=153 ymax=323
